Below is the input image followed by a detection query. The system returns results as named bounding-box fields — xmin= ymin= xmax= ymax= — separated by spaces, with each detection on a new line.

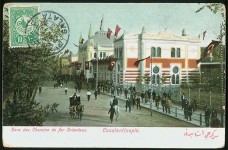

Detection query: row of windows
xmin=151 ymin=47 xmax=181 ymax=58
xmin=152 ymin=66 xmax=180 ymax=84
xmin=94 ymin=52 xmax=106 ymax=58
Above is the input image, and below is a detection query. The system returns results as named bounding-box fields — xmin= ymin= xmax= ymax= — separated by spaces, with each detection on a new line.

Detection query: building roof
xmin=82 ymin=30 xmax=114 ymax=47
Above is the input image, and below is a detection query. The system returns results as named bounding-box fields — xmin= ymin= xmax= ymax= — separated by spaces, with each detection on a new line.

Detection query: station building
xmin=113 ymin=28 xmax=201 ymax=85
xmin=77 ymin=25 xmax=115 ymax=81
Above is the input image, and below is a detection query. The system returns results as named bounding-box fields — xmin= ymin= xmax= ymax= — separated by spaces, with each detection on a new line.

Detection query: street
xmin=36 ymin=81 xmax=196 ymax=127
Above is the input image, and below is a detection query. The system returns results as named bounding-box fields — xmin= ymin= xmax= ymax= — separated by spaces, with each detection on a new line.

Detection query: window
xmin=177 ymin=48 xmax=180 ymax=57
xmin=171 ymin=48 xmax=175 ymax=57
xmin=100 ymin=52 xmax=102 ymax=58
xmin=119 ymin=48 xmax=122 ymax=58
xmin=171 ymin=48 xmax=181 ymax=58
xmin=157 ymin=47 xmax=161 ymax=57
xmin=116 ymin=48 xmax=119 ymax=58
xmin=118 ymin=64 xmax=120 ymax=72
xmin=94 ymin=52 xmax=97 ymax=58
xmin=103 ymin=52 xmax=106 ymax=58
xmin=90 ymin=66 xmax=92 ymax=73
xmin=152 ymin=47 xmax=156 ymax=57
xmin=151 ymin=47 xmax=161 ymax=57
xmin=171 ymin=66 xmax=180 ymax=84
xmin=152 ymin=66 xmax=160 ymax=84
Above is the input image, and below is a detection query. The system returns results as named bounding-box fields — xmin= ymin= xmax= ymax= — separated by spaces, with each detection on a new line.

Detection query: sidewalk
xmin=104 ymin=92 xmax=225 ymax=128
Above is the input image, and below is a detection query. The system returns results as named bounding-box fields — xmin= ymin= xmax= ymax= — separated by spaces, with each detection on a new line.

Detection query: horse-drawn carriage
xmin=69 ymin=94 xmax=84 ymax=121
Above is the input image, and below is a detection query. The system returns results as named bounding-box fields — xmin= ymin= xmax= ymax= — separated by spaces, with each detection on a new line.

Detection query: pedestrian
xmin=125 ymin=98 xmax=130 ymax=112
xmin=86 ymin=90 xmax=91 ymax=101
xmin=181 ymin=93 xmax=185 ymax=109
xmin=211 ymin=117 xmax=220 ymax=128
xmin=64 ymin=87 xmax=68 ymax=95
xmin=192 ymin=96 xmax=197 ymax=112
xmin=39 ymin=86 xmax=42 ymax=94
xmin=112 ymin=96 xmax=118 ymax=106
xmin=60 ymin=83 xmax=63 ymax=88
xmin=128 ymin=97 xmax=132 ymax=113
xmin=211 ymin=107 xmax=217 ymax=119
xmin=108 ymin=105 xmax=115 ymax=123
xmin=94 ymin=90 xmax=98 ymax=100
xmin=132 ymin=93 xmax=135 ymax=108
xmin=117 ymin=87 xmax=120 ymax=96
xmin=124 ymin=88 xmax=128 ymax=99
xmin=205 ymin=105 xmax=211 ymax=127
xmin=145 ymin=91 xmax=149 ymax=103
xmin=163 ymin=91 xmax=167 ymax=100
xmin=161 ymin=97 xmax=166 ymax=112
xmin=155 ymin=93 xmax=160 ymax=110
xmin=184 ymin=102 xmax=189 ymax=120
xmin=168 ymin=90 xmax=171 ymax=100
xmin=136 ymin=96 xmax=141 ymax=110
xmin=187 ymin=104 xmax=193 ymax=121
xmin=152 ymin=90 xmax=156 ymax=102
xmin=141 ymin=92 xmax=145 ymax=103
xmin=166 ymin=98 xmax=172 ymax=114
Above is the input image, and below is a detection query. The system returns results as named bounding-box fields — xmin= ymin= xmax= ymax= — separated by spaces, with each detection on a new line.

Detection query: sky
xmin=9 ymin=3 xmax=226 ymax=54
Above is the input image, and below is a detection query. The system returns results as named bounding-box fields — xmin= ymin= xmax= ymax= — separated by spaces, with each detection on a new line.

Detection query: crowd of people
xmin=50 ymin=79 xmax=222 ymax=127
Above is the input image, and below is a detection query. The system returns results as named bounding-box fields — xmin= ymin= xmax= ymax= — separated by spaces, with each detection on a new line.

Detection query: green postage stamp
xmin=9 ymin=5 xmax=39 ymax=47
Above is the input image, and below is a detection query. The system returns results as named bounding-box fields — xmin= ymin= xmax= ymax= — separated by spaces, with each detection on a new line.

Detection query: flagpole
xmin=96 ymin=47 xmax=99 ymax=91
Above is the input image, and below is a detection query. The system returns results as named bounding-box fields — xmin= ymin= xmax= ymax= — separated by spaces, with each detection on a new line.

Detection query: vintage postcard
xmin=2 ymin=3 xmax=226 ymax=148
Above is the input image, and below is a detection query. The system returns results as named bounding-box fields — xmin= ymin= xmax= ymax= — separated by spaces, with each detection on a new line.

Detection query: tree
xmin=3 ymin=7 xmax=62 ymax=126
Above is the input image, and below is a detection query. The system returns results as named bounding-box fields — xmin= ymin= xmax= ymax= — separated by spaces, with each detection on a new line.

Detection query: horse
xmin=113 ymin=105 xmax=120 ymax=120
xmin=69 ymin=105 xmax=77 ymax=120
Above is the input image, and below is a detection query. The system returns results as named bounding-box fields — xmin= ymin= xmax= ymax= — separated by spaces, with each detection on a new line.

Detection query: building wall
xmin=114 ymin=32 xmax=201 ymax=85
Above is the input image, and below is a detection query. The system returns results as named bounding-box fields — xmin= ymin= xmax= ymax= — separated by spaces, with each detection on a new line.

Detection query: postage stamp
xmin=9 ymin=5 xmax=39 ymax=47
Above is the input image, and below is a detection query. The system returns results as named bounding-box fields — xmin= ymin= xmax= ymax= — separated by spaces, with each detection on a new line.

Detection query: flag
xmin=100 ymin=17 xmax=103 ymax=30
xmin=196 ymin=40 xmax=221 ymax=64
xmin=203 ymin=31 xmax=206 ymax=40
xmin=114 ymin=25 xmax=121 ymax=37
xmin=134 ymin=56 xmax=150 ymax=67
xmin=73 ymin=43 xmax=78 ymax=47
xmin=85 ymin=61 xmax=89 ymax=70
xmin=76 ymin=63 xmax=81 ymax=70
xmin=107 ymin=28 xmax=112 ymax=39
xmin=108 ymin=59 xmax=115 ymax=71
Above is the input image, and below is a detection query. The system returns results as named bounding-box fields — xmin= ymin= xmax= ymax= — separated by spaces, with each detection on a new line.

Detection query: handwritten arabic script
xmin=184 ymin=129 xmax=219 ymax=140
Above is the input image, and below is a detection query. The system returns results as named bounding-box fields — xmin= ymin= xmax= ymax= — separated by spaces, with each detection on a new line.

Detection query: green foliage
xmin=136 ymin=75 xmax=143 ymax=85
xmin=3 ymin=7 xmax=61 ymax=125
xmin=143 ymin=73 xmax=151 ymax=85
xmin=3 ymin=98 xmax=46 ymax=126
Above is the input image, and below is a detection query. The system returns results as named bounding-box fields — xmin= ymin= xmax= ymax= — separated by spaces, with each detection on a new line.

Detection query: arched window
xmin=171 ymin=66 xmax=180 ymax=84
xmin=171 ymin=48 xmax=181 ymax=58
xmin=177 ymin=48 xmax=181 ymax=57
xmin=151 ymin=47 xmax=161 ymax=57
xmin=151 ymin=47 xmax=156 ymax=57
xmin=157 ymin=47 xmax=161 ymax=57
xmin=171 ymin=48 xmax=175 ymax=57
xmin=152 ymin=66 xmax=160 ymax=84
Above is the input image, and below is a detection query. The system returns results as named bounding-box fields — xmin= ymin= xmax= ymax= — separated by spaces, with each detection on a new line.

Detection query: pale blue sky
xmin=40 ymin=3 xmax=224 ymax=54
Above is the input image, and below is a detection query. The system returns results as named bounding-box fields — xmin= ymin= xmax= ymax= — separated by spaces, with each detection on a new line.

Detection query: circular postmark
xmin=25 ymin=10 xmax=70 ymax=53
